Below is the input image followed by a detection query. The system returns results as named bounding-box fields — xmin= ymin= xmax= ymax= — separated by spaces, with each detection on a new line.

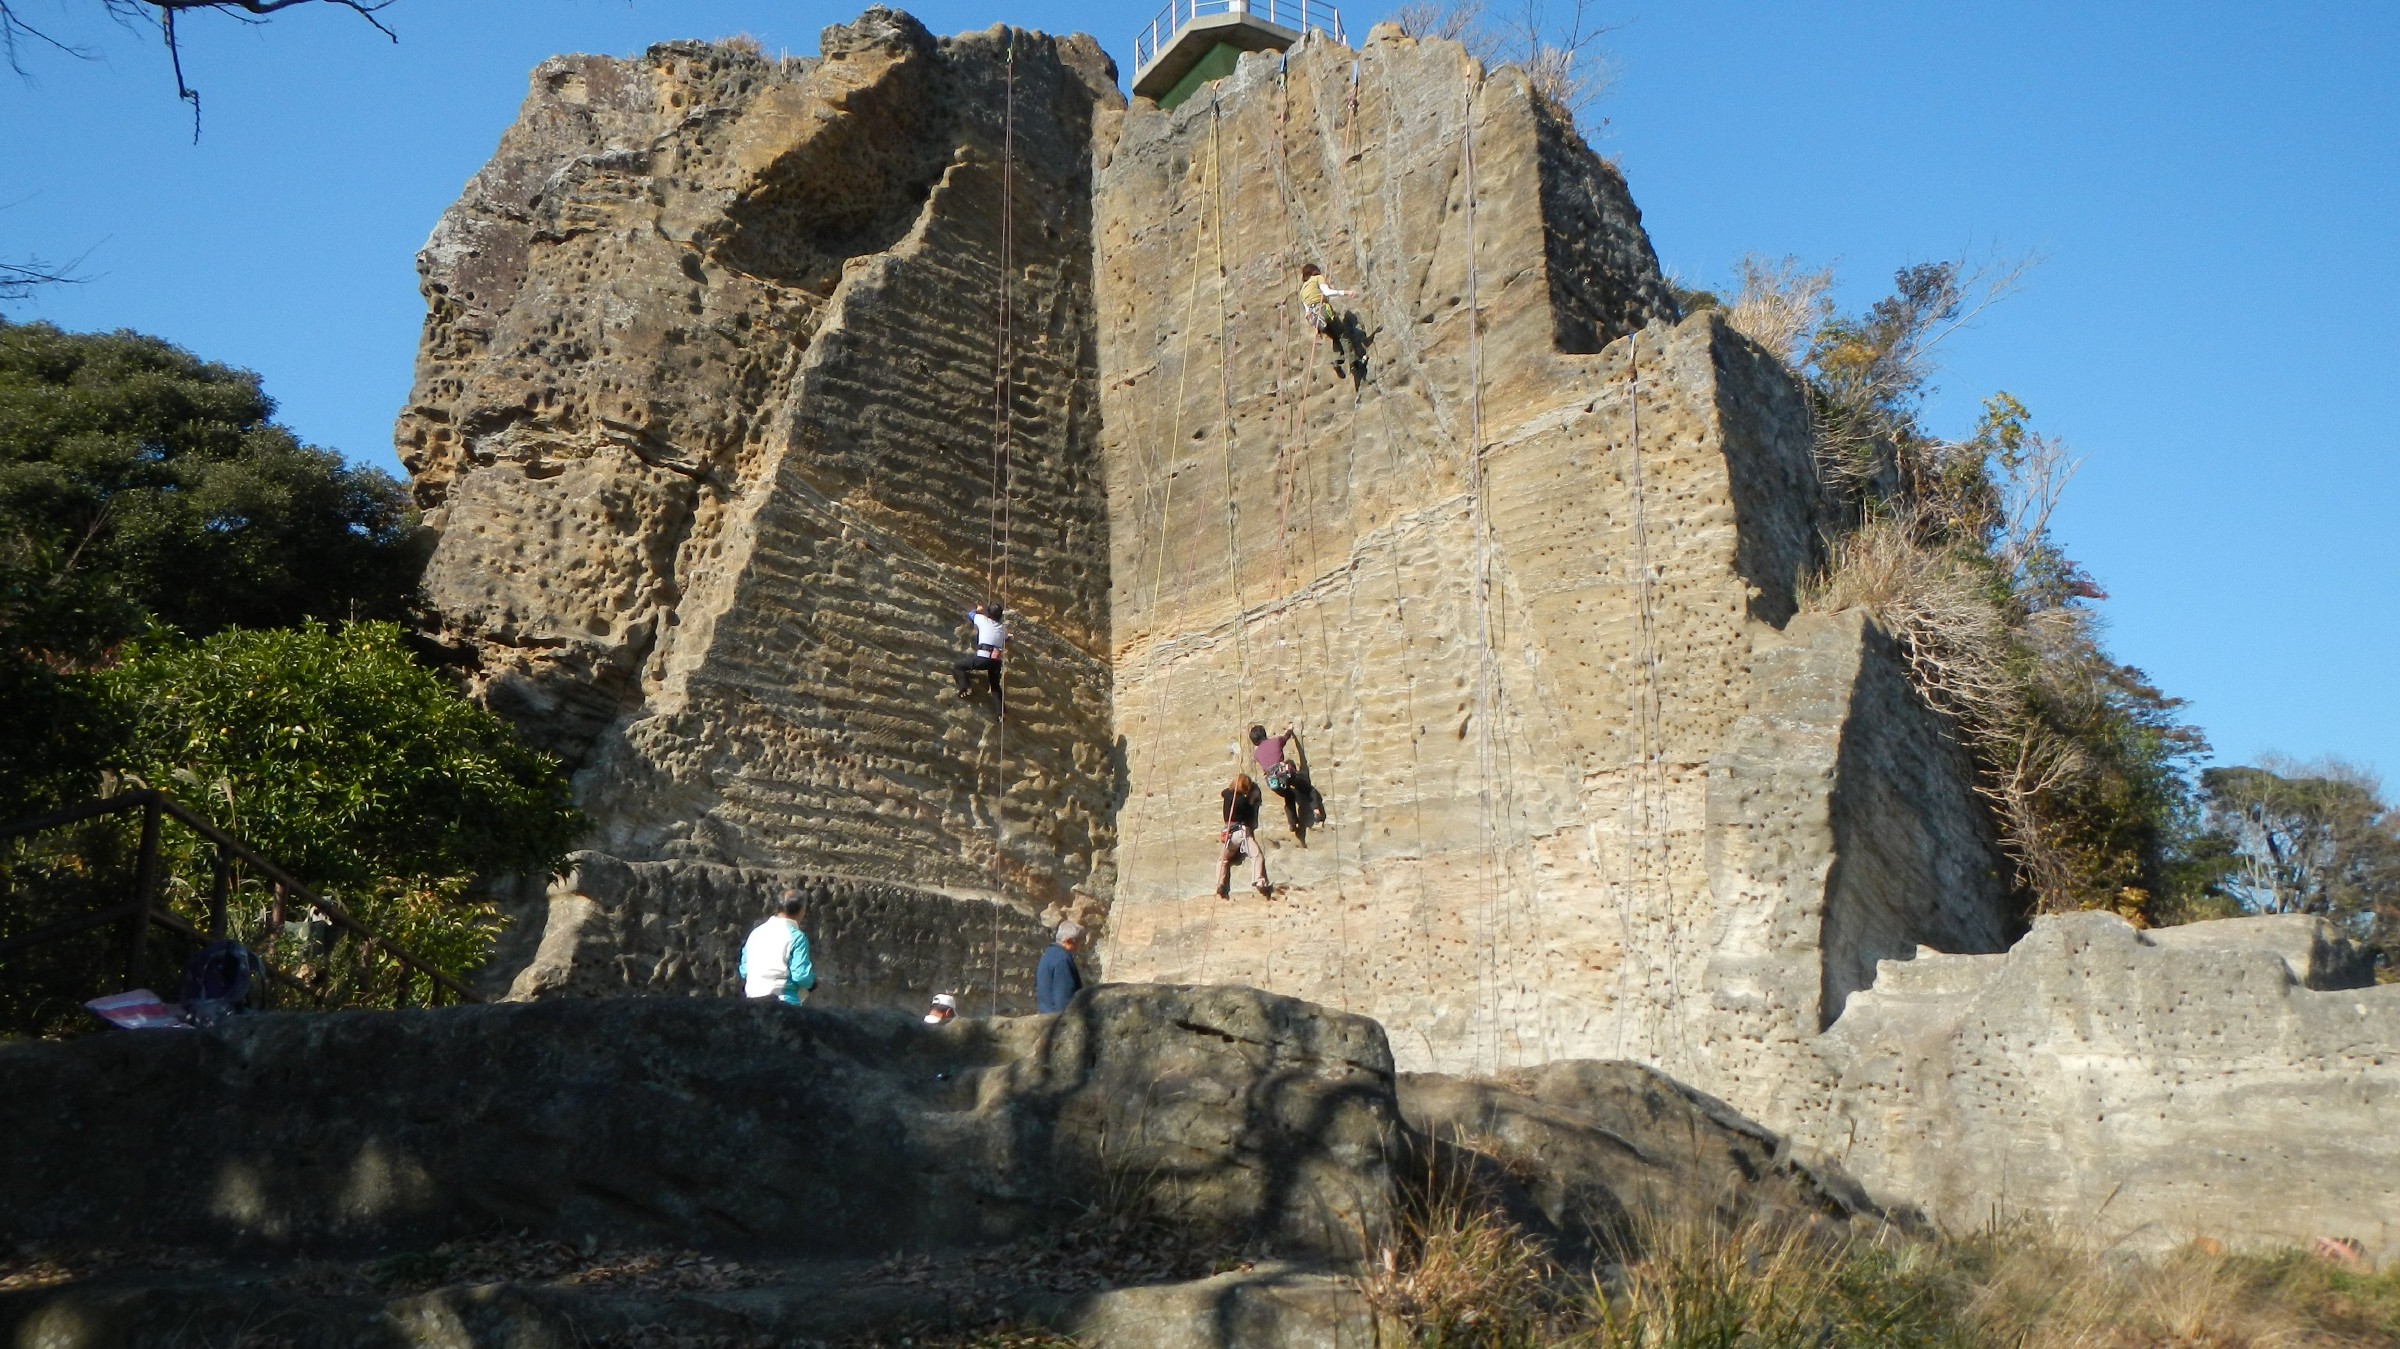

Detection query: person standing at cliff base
xmin=1216 ymin=773 xmax=1272 ymax=898
xmin=1036 ymin=921 xmax=1084 ymax=1014
xmin=739 ymin=894 xmax=817 ymax=1005
xmin=952 ymin=604 xmax=1007 ymax=707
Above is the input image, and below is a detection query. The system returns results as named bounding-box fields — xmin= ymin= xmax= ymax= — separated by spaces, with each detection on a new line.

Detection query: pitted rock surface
xmin=1092 ymin=29 xmax=2009 ymax=1112
xmin=405 ymin=12 xmax=1124 ymax=1010
xmin=392 ymin=7 xmax=2400 ymax=1277
xmin=1801 ymin=911 xmax=2400 ymax=1261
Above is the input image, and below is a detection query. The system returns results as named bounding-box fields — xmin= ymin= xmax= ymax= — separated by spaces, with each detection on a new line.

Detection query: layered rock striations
xmin=408 ymin=10 xmax=2012 ymax=1114
xmin=402 ymin=12 xmax=1124 ymax=1008
xmin=1091 ymin=29 xmax=2010 ymax=1114
xmin=399 ymin=8 xmax=2400 ymax=1259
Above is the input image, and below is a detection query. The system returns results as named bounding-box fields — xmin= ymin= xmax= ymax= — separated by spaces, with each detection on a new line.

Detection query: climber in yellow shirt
xmin=1300 ymin=264 xmax=1359 ymax=374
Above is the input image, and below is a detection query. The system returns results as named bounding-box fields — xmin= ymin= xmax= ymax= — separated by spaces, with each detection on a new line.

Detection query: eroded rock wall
xmin=1801 ymin=912 xmax=2400 ymax=1260
xmin=404 ymin=11 xmax=2016 ymax=1131
xmin=0 ymin=987 xmax=1399 ymax=1259
xmin=403 ymin=12 xmax=1124 ymax=1007
xmin=1093 ymin=27 xmax=2010 ymax=1119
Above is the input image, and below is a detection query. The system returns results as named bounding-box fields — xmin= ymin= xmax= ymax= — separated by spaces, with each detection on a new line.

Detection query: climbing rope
xmin=1212 ymin=97 xmax=1248 ymax=710
xmin=987 ymin=35 xmax=1019 ymax=614
xmin=1612 ymin=331 xmax=1684 ymax=1064
xmin=984 ymin=35 xmax=1018 ymax=1018
xmin=1114 ymin=83 xmax=1229 ymax=979
xmin=1198 ymin=88 xmax=1242 ymax=985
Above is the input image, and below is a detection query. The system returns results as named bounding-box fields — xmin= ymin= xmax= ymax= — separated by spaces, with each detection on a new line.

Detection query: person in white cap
xmin=1036 ymin=920 xmax=1084 ymax=1014
xmin=923 ymin=992 xmax=959 ymax=1025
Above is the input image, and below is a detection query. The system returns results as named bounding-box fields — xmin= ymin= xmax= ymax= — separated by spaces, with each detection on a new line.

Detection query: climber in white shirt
xmin=952 ymin=603 xmax=1007 ymax=707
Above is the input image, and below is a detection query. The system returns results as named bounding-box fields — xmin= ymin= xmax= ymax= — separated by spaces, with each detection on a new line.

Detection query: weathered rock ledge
xmin=1799 ymin=910 xmax=2400 ymax=1262
xmin=0 ymin=985 xmax=1875 ymax=1347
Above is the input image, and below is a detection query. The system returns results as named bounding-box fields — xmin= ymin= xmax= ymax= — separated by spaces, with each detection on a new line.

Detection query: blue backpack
xmin=180 ymin=940 xmax=264 ymax=1026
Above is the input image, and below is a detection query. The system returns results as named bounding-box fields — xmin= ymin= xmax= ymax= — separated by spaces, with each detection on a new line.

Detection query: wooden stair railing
xmin=0 ymin=789 xmax=480 ymax=1009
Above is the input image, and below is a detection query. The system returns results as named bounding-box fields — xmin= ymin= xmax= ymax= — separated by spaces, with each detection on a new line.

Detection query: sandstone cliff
xmin=402 ymin=12 xmax=1123 ymax=1009
xmin=1092 ymin=29 xmax=2010 ymax=1114
xmin=392 ymin=7 xmax=2400 ymax=1264
xmin=405 ymin=8 xmax=2015 ymax=1120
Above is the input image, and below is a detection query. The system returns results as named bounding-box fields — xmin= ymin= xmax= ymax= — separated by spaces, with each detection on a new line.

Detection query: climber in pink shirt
xmin=1250 ymin=723 xmax=1326 ymax=844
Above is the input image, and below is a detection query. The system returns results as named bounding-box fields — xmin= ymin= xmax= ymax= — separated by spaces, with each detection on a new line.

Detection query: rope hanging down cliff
xmin=984 ymin=35 xmax=1018 ymax=1016
xmin=987 ymin=35 xmax=1019 ymax=617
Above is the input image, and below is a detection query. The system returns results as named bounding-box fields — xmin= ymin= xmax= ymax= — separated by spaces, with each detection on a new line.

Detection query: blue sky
xmin=3 ymin=0 xmax=2393 ymax=779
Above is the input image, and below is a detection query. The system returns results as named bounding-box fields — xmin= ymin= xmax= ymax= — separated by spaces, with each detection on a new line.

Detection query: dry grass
xmin=1805 ymin=515 xmax=2104 ymax=909
xmin=1362 ymin=1190 xmax=1565 ymax=1344
xmin=1809 ymin=515 xmax=2022 ymax=737
xmin=1363 ymin=1177 xmax=2400 ymax=1349
xmin=1724 ymin=254 xmax=1836 ymax=369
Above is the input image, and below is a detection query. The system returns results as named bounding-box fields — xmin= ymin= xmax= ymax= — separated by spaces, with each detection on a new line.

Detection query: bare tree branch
xmin=0 ymin=256 xmax=88 ymax=302
xmin=1 ymin=0 xmax=398 ymax=139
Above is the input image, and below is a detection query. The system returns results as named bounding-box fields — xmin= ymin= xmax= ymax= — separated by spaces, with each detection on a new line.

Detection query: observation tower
xmin=1129 ymin=0 xmax=1344 ymax=109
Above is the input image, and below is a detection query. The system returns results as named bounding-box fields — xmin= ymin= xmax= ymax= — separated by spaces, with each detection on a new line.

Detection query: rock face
xmin=407 ymin=12 xmax=2012 ymax=1100
xmin=0 ymin=989 xmax=1891 ymax=1348
xmin=393 ymin=7 xmax=2400 ymax=1269
xmin=402 ymin=12 xmax=1124 ymax=1007
xmin=0 ymin=986 xmax=1398 ymax=1259
xmin=1090 ymin=28 xmax=2010 ymax=1113
xmin=1801 ymin=912 xmax=2400 ymax=1260
xmin=1397 ymin=1061 xmax=1890 ymax=1268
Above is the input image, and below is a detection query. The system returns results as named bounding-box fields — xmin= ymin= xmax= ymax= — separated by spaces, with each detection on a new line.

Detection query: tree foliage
xmin=1776 ymin=257 xmax=2210 ymax=921
xmin=0 ymin=321 xmax=570 ymax=1023
xmin=105 ymin=623 xmax=581 ymax=905
xmin=0 ymin=317 xmax=422 ymax=658
xmin=0 ymin=316 xmax=429 ymax=828
xmin=1 ymin=623 xmax=580 ymax=1033
xmin=2197 ymin=758 xmax=2400 ymax=970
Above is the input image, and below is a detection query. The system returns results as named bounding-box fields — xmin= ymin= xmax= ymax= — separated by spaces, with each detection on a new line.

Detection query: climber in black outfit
xmin=951 ymin=604 xmax=1007 ymax=708
xmin=1215 ymin=773 xmax=1272 ymax=898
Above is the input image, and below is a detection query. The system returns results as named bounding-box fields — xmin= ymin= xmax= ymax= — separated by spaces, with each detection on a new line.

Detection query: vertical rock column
xmin=1093 ymin=26 xmax=2009 ymax=1114
xmin=402 ymin=11 xmax=1125 ymax=1010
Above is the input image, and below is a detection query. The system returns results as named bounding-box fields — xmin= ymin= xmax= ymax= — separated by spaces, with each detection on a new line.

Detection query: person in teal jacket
xmin=739 ymin=894 xmax=817 ymax=1005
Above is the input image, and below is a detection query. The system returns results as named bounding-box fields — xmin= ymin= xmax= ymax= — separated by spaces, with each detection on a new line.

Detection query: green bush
xmin=101 ymin=621 xmax=584 ymax=978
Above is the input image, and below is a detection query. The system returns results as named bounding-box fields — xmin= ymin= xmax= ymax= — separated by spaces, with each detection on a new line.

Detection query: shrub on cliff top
xmin=1771 ymin=258 xmax=2212 ymax=922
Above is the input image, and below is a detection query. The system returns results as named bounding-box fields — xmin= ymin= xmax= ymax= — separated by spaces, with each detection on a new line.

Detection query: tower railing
xmin=1132 ymin=0 xmax=1344 ymax=82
